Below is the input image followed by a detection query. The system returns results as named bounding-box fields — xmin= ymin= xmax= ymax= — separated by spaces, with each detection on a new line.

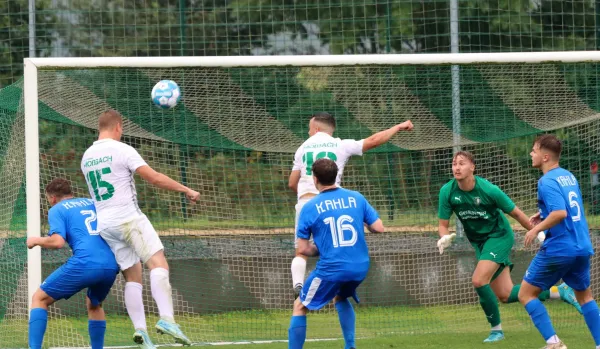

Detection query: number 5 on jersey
xmin=87 ymin=167 xmax=115 ymax=201
xmin=303 ymin=151 xmax=337 ymax=175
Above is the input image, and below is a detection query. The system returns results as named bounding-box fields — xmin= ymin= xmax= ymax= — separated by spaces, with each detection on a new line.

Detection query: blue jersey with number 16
xmin=47 ymin=198 xmax=118 ymax=269
xmin=296 ymin=187 xmax=379 ymax=282
xmin=537 ymin=167 xmax=594 ymax=257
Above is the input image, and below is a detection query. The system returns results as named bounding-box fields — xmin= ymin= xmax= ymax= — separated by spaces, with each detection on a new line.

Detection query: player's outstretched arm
xmin=296 ymin=238 xmax=318 ymax=257
xmin=362 ymin=120 xmax=413 ymax=152
xmin=437 ymin=219 xmax=456 ymax=254
xmin=26 ymin=235 xmax=65 ymax=250
xmin=507 ymin=206 xmax=533 ymax=231
xmin=288 ymin=170 xmax=301 ymax=193
xmin=367 ymin=218 xmax=384 ymax=233
xmin=136 ymin=165 xmax=200 ymax=202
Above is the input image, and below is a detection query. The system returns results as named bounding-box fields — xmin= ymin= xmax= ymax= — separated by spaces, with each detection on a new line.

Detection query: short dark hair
xmin=534 ymin=134 xmax=562 ymax=158
xmin=311 ymin=112 xmax=336 ymax=130
xmin=453 ymin=150 xmax=475 ymax=165
xmin=45 ymin=178 xmax=73 ymax=198
xmin=312 ymin=158 xmax=338 ymax=186
xmin=98 ymin=109 xmax=123 ymax=131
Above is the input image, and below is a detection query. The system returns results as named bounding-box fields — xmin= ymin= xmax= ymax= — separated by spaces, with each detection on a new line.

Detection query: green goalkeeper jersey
xmin=438 ymin=176 xmax=516 ymax=243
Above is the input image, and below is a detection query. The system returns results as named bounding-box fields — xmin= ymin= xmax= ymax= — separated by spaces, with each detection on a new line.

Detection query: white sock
xmin=491 ymin=324 xmax=502 ymax=331
xmin=546 ymin=335 xmax=560 ymax=344
xmin=549 ymin=285 xmax=560 ymax=299
xmin=150 ymin=267 xmax=175 ymax=323
xmin=124 ymin=282 xmax=146 ymax=331
xmin=291 ymin=257 xmax=307 ymax=287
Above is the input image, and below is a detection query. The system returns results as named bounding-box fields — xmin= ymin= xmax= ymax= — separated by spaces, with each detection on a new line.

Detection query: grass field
xmin=0 ymin=303 xmax=594 ymax=349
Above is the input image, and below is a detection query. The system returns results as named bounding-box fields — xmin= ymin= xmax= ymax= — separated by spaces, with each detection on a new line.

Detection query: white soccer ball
xmin=151 ymin=80 xmax=181 ymax=109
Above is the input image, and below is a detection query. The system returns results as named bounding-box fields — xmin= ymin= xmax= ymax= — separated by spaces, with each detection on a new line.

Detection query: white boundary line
xmin=48 ymin=337 xmax=342 ymax=349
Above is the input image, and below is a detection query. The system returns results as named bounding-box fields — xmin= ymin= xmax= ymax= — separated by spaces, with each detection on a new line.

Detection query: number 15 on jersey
xmin=302 ymin=151 xmax=337 ymax=175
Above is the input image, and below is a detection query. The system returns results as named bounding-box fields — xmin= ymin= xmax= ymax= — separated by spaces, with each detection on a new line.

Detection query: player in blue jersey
xmin=288 ymin=158 xmax=384 ymax=349
xmin=26 ymin=178 xmax=119 ymax=349
xmin=518 ymin=134 xmax=600 ymax=349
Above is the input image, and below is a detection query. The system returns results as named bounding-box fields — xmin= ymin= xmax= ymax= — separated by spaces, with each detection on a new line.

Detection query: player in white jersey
xmin=81 ymin=110 xmax=200 ymax=349
xmin=288 ymin=112 xmax=413 ymax=296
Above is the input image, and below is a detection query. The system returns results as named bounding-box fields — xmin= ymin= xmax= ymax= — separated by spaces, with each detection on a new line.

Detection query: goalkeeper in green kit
xmin=436 ymin=151 xmax=582 ymax=343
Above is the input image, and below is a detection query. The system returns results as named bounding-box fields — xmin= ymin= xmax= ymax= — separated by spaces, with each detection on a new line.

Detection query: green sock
xmin=507 ymin=285 xmax=550 ymax=303
xmin=475 ymin=284 xmax=501 ymax=327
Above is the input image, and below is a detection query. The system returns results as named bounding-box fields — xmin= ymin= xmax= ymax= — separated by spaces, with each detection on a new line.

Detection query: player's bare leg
xmin=472 ymin=260 xmax=505 ymax=342
xmin=146 ymin=250 xmax=191 ymax=346
xmin=291 ymin=252 xmax=308 ymax=298
xmin=86 ymin=297 xmax=107 ymax=349
xmin=573 ymin=288 xmax=600 ymax=348
xmin=289 ymin=297 xmax=308 ymax=348
xmin=519 ymin=280 xmax=564 ymax=348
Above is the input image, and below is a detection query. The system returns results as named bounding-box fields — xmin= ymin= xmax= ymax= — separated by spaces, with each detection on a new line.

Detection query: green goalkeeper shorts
xmin=470 ymin=232 xmax=515 ymax=282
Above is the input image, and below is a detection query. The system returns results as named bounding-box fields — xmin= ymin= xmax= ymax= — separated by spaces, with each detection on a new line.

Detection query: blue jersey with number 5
xmin=48 ymin=198 xmax=118 ymax=269
xmin=297 ymin=188 xmax=379 ymax=281
xmin=537 ymin=168 xmax=593 ymax=257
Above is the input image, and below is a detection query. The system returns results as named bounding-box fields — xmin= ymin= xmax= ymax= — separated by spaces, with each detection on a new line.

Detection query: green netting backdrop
xmin=1 ymin=0 xmax=600 ymax=348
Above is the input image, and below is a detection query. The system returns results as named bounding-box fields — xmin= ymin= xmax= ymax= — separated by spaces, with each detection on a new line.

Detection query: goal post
xmin=15 ymin=51 xmax=600 ymax=347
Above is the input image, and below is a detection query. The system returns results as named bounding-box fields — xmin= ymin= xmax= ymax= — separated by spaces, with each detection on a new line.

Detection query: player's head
xmin=312 ymin=158 xmax=338 ymax=190
xmin=45 ymin=178 xmax=73 ymax=206
xmin=531 ymin=134 xmax=562 ymax=169
xmin=308 ymin=112 xmax=336 ymax=137
xmin=98 ymin=109 xmax=123 ymax=140
xmin=452 ymin=151 xmax=475 ymax=180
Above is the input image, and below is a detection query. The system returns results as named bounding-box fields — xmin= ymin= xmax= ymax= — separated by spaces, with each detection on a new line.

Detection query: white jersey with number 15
xmin=81 ymin=138 xmax=147 ymax=230
xmin=292 ymin=132 xmax=363 ymax=199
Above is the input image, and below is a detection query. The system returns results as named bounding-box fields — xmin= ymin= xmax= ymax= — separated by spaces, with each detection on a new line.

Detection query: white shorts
xmin=294 ymin=197 xmax=313 ymax=249
xmin=99 ymin=215 xmax=164 ymax=271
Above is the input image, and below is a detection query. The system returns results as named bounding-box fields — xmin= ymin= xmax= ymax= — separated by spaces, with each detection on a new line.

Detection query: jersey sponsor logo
xmin=457 ymin=210 xmax=489 ymax=220
xmin=83 ymin=156 xmax=113 ymax=168
xmin=454 ymin=196 xmax=462 ymax=202
xmin=474 ymin=197 xmax=481 ymax=206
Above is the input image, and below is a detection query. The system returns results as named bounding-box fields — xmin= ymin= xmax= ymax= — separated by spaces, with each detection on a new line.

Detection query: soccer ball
xmin=151 ymin=80 xmax=181 ymax=109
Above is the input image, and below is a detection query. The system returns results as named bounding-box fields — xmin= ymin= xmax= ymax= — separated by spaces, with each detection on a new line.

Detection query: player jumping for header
xmin=518 ymin=134 xmax=600 ymax=349
xmin=81 ymin=110 xmax=200 ymax=348
xmin=288 ymin=111 xmax=413 ymax=297
xmin=437 ymin=150 xmax=581 ymax=343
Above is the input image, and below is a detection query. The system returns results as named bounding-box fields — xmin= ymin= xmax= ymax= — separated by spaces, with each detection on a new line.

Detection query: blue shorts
xmin=524 ymin=252 xmax=591 ymax=292
xmin=299 ymin=272 xmax=363 ymax=311
xmin=41 ymin=264 xmax=118 ymax=306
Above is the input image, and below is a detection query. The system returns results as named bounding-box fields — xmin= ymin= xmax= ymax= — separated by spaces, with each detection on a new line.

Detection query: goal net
xmin=1 ymin=52 xmax=599 ymax=347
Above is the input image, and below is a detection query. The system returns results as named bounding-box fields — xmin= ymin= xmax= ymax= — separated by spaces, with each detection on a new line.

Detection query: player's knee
xmin=471 ymin=276 xmax=488 ymax=289
xmin=32 ymin=289 xmax=53 ymax=308
xmin=146 ymin=250 xmax=169 ymax=270
xmin=575 ymin=288 xmax=594 ymax=305
xmin=292 ymin=298 xmax=307 ymax=316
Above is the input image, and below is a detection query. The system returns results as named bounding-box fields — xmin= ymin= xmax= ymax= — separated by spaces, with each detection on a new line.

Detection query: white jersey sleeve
xmin=292 ymin=147 xmax=303 ymax=172
xmin=340 ymin=139 xmax=364 ymax=157
xmin=124 ymin=145 xmax=148 ymax=173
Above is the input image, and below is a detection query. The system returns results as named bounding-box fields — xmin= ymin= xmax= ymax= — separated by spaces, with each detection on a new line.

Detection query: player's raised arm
xmin=136 ymin=165 xmax=200 ymax=202
xmin=362 ymin=120 xmax=413 ymax=152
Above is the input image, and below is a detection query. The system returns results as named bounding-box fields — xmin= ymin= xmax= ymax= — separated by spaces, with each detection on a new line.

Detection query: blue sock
xmin=582 ymin=300 xmax=600 ymax=345
xmin=335 ymin=299 xmax=356 ymax=349
xmin=88 ymin=320 xmax=106 ymax=349
xmin=28 ymin=308 xmax=48 ymax=349
xmin=288 ymin=315 xmax=307 ymax=349
xmin=525 ymin=299 xmax=556 ymax=341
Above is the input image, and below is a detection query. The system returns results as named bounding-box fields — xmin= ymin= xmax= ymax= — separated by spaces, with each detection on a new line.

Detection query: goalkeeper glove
xmin=437 ymin=233 xmax=456 ymax=254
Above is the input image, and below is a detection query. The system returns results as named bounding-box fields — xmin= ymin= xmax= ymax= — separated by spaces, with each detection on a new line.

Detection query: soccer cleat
xmin=483 ymin=330 xmax=504 ymax=343
xmin=156 ymin=319 xmax=192 ymax=346
xmin=133 ymin=329 xmax=156 ymax=349
xmin=557 ymin=283 xmax=583 ymax=314
xmin=541 ymin=341 xmax=567 ymax=349
xmin=293 ymin=284 xmax=303 ymax=299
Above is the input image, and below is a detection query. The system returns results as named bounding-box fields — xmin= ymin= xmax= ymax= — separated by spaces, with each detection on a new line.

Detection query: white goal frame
xmin=23 ymin=50 xmax=600 ymax=311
